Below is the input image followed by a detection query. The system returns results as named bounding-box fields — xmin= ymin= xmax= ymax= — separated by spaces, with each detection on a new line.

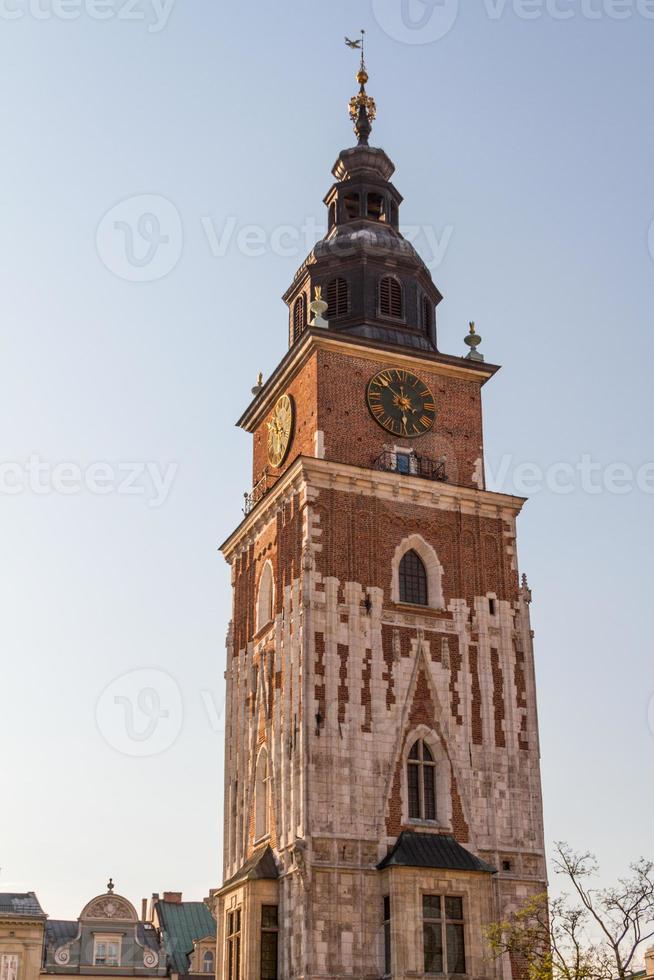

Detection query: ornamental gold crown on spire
xmin=346 ymin=29 xmax=376 ymax=146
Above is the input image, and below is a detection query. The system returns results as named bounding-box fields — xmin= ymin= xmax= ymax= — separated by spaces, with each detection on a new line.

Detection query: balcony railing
xmin=243 ymin=469 xmax=270 ymax=515
xmin=374 ymin=450 xmax=448 ymax=483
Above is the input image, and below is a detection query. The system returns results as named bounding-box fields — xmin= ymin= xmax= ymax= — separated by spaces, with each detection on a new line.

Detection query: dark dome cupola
xmin=283 ymin=54 xmax=443 ymax=352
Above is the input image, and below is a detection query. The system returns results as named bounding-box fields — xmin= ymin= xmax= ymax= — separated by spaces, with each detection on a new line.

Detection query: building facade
xmin=216 ymin=60 xmax=547 ymax=980
xmin=0 ymin=894 xmax=47 ymax=980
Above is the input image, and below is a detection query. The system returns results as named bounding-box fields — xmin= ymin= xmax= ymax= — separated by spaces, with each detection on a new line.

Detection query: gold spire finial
xmin=346 ymin=29 xmax=376 ymax=145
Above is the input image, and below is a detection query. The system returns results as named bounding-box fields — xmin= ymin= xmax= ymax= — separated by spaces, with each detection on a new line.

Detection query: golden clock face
xmin=267 ymin=394 xmax=294 ymax=468
xmin=367 ymin=368 xmax=436 ymax=438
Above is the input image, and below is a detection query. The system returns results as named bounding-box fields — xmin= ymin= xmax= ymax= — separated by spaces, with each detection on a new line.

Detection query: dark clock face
xmin=367 ymin=368 xmax=436 ymax=438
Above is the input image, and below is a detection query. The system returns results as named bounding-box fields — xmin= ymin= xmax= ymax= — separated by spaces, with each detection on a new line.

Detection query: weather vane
xmin=344 ymin=29 xmax=376 ymax=145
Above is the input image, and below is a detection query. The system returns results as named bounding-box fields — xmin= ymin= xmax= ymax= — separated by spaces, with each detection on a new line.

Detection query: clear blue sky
xmin=1 ymin=0 xmax=653 ymax=920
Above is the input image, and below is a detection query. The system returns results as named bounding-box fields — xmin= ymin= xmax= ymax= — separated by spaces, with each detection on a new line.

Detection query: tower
xmin=215 ymin=57 xmax=546 ymax=980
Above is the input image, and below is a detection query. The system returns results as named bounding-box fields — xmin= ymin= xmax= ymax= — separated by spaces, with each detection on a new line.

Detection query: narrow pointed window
xmin=399 ymin=550 xmax=428 ymax=606
xmin=422 ymin=295 xmax=433 ymax=335
xmin=326 ymin=277 xmax=348 ymax=319
xmin=292 ymin=294 xmax=306 ymax=343
xmin=408 ymin=739 xmax=437 ymax=821
xmin=256 ymin=563 xmax=274 ymax=631
xmin=379 ymin=276 xmax=403 ymax=319
xmin=255 ymin=747 xmax=270 ymax=841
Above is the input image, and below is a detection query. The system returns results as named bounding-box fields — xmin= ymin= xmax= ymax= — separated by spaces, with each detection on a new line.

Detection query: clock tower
xmin=215 ymin=58 xmax=546 ymax=980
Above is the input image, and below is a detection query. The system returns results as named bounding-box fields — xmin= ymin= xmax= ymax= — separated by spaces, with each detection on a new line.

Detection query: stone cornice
xmin=236 ymin=330 xmax=500 ymax=433
xmin=220 ymin=455 xmax=526 ymax=560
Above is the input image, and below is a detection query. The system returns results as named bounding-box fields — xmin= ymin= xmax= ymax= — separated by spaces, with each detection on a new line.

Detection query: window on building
xmin=399 ymin=549 xmax=428 ymax=606
xmin=93 ymin=938 xmax=121 ymax=968
xmin=408 ymin=739 xmax=437 ymax=821
xmin=383 ymin=896 xmax=391 ymax=976
xmin=226 ymin=909 xmax=241 ymax=980
xmin=255 ymin=747 xmax=270 ymax=841
xmin=395 ymin=452 xmax=412 ymax=475
xmin=422 ymin=295 xmax=433 ymax=335
xmin=0 ymin=955 xmax=20 ymax=980
xmin=367 ymin=192 xmax=385 ymax=220
xmin=379 ymin=276 xmax=403 ymax=319
xmin=292 ymin=294 xmax=306 ymax=343
xmin=326 ymin=277 xmax=348 ymax=319
xmin=343 ymin=192 xmax=360 ymax=220
xmin=202 ymin=950 xmax=214 ymax=974
xmin=256 ymin=562 xmax=274 ymax=631
xmin=423 ymin=895 xmax=466 ymax=975
xmin=260 ymin=906 xmax=279 ymax=980
xmin=489 ymin=598 xmax=496 ymax=616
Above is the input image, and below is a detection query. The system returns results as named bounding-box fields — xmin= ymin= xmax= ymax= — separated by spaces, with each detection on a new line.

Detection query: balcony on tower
xmin=374 ymin=449 xmax=448 ymax=483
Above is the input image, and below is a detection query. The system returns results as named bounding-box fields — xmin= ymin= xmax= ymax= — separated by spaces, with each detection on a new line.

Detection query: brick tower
xmin=215 ymin=56 xmax=546 ymax=980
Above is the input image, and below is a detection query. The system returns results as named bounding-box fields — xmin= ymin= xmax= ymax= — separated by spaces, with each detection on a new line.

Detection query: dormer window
xmin=366 ymin=192 xmax=385 ymax=221
xmin=326 ymin=277 xmax=348 ymax=319
xmin=379 ymin=276 xmax=403 ymax=319
xmin=292 ymin=294 xmax=306 ymax=343
xmin=94 ymin=937 xmax=121 ymax=968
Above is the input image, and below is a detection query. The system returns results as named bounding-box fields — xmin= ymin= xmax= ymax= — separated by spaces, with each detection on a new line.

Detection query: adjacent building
xmin=0 ymin=894 xmax=47 ymax=980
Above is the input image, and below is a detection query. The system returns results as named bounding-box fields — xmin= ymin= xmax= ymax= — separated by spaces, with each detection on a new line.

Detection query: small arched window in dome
xmin=202 ymin=951 xmax=214 ymax=974
xmin=326 ymin=277 xmax=348 ymax=319
xmin=422 ymin=295 xmax=433 ymax=335
xmin=292 ymin=294 xmax=306 ymax=343
xmin=399 ymin=549 xmax=428 ymax=606
xmin=343 ymin=192 xmax=360 ymax=220
xmin=379 ymin=276 xmax=403 ymax=320
xmin=367 ymin=192 xmax=385 ymax=221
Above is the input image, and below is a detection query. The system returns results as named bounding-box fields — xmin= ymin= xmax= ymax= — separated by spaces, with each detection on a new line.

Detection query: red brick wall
xmin=250 ymin=345 xmax=486 ymax=491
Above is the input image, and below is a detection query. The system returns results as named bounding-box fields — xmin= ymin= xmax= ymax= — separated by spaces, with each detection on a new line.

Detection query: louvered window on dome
xmin=399 ymin=549 xmax=428 ymax=606
xmin=292 ymin=294 xmax=306 ymax=343
xmin=422 ymin=295 xmax=433 ymax=334
xmin=379 ymin=276 xmax=404 ymax=319
xmin=326 ymin=277 xmax=348 ymax=319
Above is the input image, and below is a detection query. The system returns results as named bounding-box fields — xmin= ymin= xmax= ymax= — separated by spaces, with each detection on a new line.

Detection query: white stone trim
xmin=255 ymin=560 xmax=275 ymax=633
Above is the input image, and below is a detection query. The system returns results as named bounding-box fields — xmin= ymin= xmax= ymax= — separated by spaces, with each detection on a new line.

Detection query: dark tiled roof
xmin=220 ymin=845 xmax=279 ymax=892
xmin=45 ymin=920 xmax=78 ymax=947
xmin=0 ymin=893 xmax=46 ymax=918
xmin=378 ymin=833 xmax=496 ymax=874
xmin=156 ymin=901 xmax=216 ymax=975
xmin=137 ymin=923 xmax=161 ymax=952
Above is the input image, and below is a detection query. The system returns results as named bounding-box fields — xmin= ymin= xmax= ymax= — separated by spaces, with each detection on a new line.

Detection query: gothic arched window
xmin=292 ymin=294 xmax=306 ymax=343
xmin=379 ymin=276 xmax=403 ymax=319
xmin=326 ymin=277 xmax=348 ymax=319
xmin=255 ymin=747 xmax=270 ymax=841
xmin=202 ymin=951 xmax=214 ymax=974
xmin=399 ymin=549 xmax=428 ymax=606
xmin=422 ymin=295 xmax=433 ymax=335
xmin=408 ymin=739 xmax=437 ymax=821
xmin=256 ymin=562 xmax=274 ymax=632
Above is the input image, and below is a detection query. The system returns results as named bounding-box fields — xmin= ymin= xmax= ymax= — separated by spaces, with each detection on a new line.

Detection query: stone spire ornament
xmin=309 ymin=286 xmax=328 ymax=328
xmin=251 ymin=372 xmax=264 ymax=397
xmin=347 ymin=30 xmax=376 ymax=146
xmin=464 ymin=321 xmax=484 ymax=361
